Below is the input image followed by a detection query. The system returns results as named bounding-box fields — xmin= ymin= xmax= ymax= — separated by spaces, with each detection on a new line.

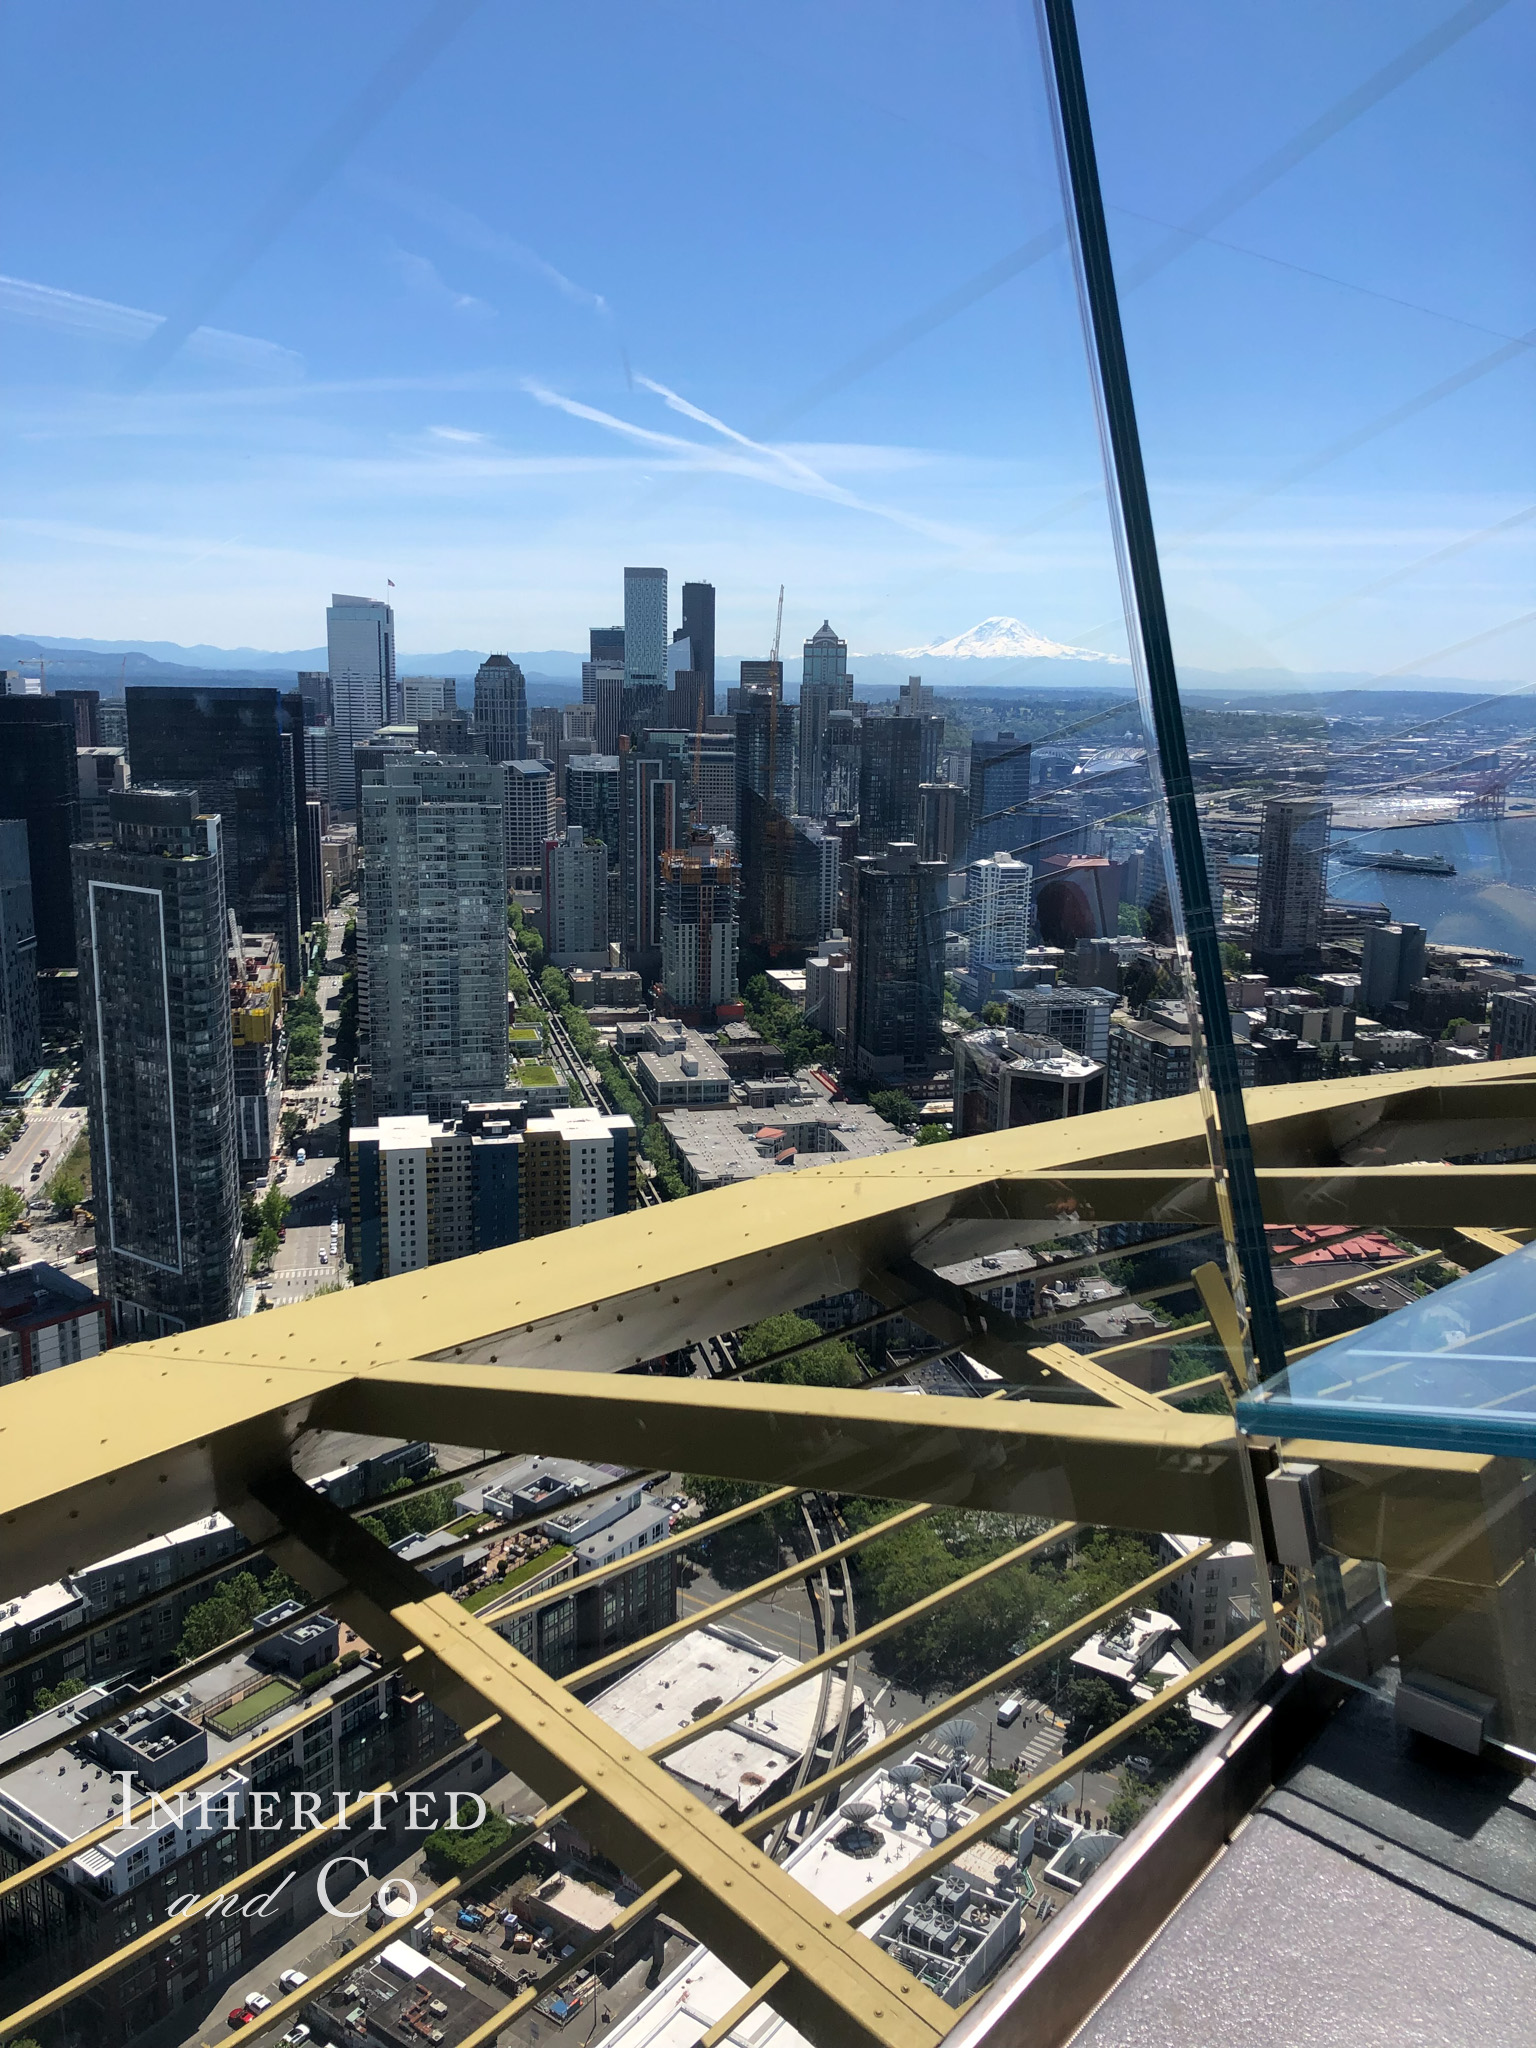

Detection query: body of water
xmin=1328 ymin=816 xmax=1536 ymax=963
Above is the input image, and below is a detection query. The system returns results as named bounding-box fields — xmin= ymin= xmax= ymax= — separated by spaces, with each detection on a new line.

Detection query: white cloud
xmin=428 ymin=425 xmax=486 ymax=444
xmin=0 ymin=273 xmax=303 ymax=374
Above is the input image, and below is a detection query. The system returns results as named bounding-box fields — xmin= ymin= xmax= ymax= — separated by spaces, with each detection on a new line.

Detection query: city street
xmin=1 ymin=1098 xmax=86 ymax=1196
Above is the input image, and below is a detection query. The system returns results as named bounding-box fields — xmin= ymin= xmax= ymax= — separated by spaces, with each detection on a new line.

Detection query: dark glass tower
xmin=966 ymin=735 xmax=1033 ymax=863
xmin=797 ymin=621 xmax=853 ymax=818
xmin=848 ymin=843 xmax=947 ymax=1084
xmin=858 ymin=716 xmax=929 ymax=854
xmin=73 ymin=789 xmax=243 ymax=1338
xmin=0 ymin=697 xmax=83 ymax=969
xmin=473 ymin=654 xmax=529 ymax=763
xmin=680 ymin=581 xmax=716 ymax=717
xmin=126 ymin=686 xmax=302 ymax=978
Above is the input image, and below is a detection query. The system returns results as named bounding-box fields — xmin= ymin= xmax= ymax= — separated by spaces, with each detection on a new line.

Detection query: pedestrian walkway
xmin=1017 ymin=1722 xmax=1064 ymax=1776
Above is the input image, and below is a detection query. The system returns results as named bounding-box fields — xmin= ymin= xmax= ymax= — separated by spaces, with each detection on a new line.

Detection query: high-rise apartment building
xmin=126 ymin=685 xmax=302 ymax=980
xmin=822 ymin=708 xmax=860 ymax=816
xmin=0 ymin=697 xmax=81 ymax=970
xmin=358 ymin=756 xmax=507 ymax=1120
xmin=326 ymin=593 xmax=396 ymax=785
xmin=1255 ymin=797 xmax=1331 ymax=976
xmin=587 ymin=624 xmax=625 ymax=677
xmin=543 ymin=826 xmax=610 ymax=969
xmin=473 ymin=654 xmax=529 ymax=764
xmin=659 ymin=830 xmax=739 ymax=1023
xmin=1489 ymin=988 xmax=1536 ymax=1061
xmin=0 ymin=821 xmax=42 ymax=1091
xmin=52 ymin=689 xmax=100 ymax=747
xmin=965 ymin=853 xmax=1034 ymax=968
xmin=589 ymin=664 xmax=624 ymax=755
xmin=72 ymin=789 xmax=243 ymax=1339
xmin=1360 ymin=920 xmax=1428 ymax=1020
xmin=520 ymin=1107 xmax=639 ymax=1237
xmin=858 ymin=715 xmax=929 ymax=854
xmin=898 ymin=674 xmax=934 ymax=716
xmin=966 ymin=735 xmax=1032 ymax=863
xmin=296 ymin=669 xmax=332 ymax=724
xmin=798 ymin=620 xmax=853 ymax=817
xmin=848 ymin=842 xmax=947 ymax=1083
xmin=501 ymin=758 xmax=556 ymax=883
xmin=623 ymin=567 xmax=668 ymax=734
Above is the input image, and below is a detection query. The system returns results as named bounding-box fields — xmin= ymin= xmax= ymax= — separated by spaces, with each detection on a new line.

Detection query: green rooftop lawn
xmin=457 ymin=1545 xmax=571 ymax=1612
xmin=209 ymin=1677 xmax=297 ymax=1735
xmin=518 ymin=1062 xmax=560 ymax=1086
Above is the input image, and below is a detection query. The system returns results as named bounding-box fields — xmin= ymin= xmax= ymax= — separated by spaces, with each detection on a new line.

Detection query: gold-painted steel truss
xmin=1 ymin=1063 xmax=1532 ymax=2048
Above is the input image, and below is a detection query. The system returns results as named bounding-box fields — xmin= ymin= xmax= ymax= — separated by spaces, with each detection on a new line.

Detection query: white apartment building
xmin=966 ymin=852 xmax=1034 ymax=967
xmin=502 ymin=758 xmax=556 ymax=884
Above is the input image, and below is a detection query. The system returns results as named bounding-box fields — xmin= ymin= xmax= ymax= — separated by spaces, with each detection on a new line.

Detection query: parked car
xmin=279 ymin=2029 xmax=311 ymax=2047
xmin=278 ymin=1969 xmax=308 ymax=1993
xmin=227 ymin=2008 xmax=254 ymax=2029
xmin=244 ymin=1993 xmax=272 ymax=2014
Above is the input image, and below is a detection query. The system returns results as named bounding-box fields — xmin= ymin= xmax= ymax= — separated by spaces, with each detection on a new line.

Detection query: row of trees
xmin=242 ymin=1183 xmax=291 ymax=1273
xmin=285 ymin=985 xmax=323 ymax=1084
xmin=176 ymin=1565 xmax=297 ymax=1660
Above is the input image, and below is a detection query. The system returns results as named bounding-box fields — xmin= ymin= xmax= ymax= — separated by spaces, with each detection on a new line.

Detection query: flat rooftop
xmin=587 ymin=1623 xmax=865 ymax=1813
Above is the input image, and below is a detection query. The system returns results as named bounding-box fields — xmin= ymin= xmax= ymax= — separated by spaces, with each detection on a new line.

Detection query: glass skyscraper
xmin=72 ymin=788 xmax=243 ymax=1339
xmin=622 ymin=567 xmax=668 ymax=735
xmin=126 ymin=685 xmax=302 ymax=980
xmin=326 ymin=592 xmax=396 ymax=790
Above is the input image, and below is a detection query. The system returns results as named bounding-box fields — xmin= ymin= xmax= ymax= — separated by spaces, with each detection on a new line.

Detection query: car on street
xmin=279 ymin=2029 xmax=311 ymax=2046
xmin=278 ymin=1969 xmax=308 ymax=1993
xmin=997 ymin=1697 xmax=1023 ymax=1727
xmin=318 ymin=1251 xmax=328 ymax=1264
xmin=228 ymin=2007 xmax=254 ymax=2029
xmin=244 ymin=1992 xmax=272 ymax=2013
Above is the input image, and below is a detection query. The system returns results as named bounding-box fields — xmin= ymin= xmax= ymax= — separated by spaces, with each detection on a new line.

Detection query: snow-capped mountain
xmin=890 ymin=617 xmax=1125 ymax=663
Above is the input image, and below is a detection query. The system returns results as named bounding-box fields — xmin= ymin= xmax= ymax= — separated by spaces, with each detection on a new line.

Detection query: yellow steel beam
xmin=1192 ymin=1261 xmax=1251 ymax=1390
xmin=306 ymin=1361 xmax=1255 ymax=1542
xmin=1024 ymin=1341 xmax=1172 ymax=1413
xmin=250 ymin=1466 xmax=954 ymax=2048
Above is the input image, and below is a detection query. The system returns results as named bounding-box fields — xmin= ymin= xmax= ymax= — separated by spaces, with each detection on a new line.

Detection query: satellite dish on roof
xmin=888 ymin=1762 xmax=923 ymax=1787
xmin=840 ymin=1799 xmax=878 ymax=1825
xmin=935 ymin=1716 xmax=978 ymax=1760
xmin=932 ymin=1781 xmax=966 ymax=1807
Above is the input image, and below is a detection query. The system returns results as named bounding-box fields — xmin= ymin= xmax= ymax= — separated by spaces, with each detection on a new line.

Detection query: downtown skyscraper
xmin=327 ymin=592 xmax=396 ymax=797
xmin=72 ymin=788 xmax=244 ymax=1339
xmin=622 ymin=567 xmax=668 ymax=736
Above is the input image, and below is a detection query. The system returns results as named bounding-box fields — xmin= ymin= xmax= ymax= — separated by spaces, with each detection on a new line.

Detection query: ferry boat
xmin=1338 ymin=847 xmax=1456 ymax=876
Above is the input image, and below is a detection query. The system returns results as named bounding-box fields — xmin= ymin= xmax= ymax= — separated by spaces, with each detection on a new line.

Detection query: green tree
xmin=1165 ymin=1345 xmax=1229 ymax=1415
xmin=176 ymin=1568 xmax=295 ymax=1660
xmin=738 ymin=1312 xmax=862 ymax=1388
xmin=981 ymin=1002 xmax=1007 ymax=1026
xmin=915 ymin=1123 xmax=950 ymax=1145
xmin=742 ymin=973 xmax=834 ymax=1073
xmin=869 ymin=1090 xmax=916 ymax=1132
xmin=422 ymin=1809 xmax=515 ymax=1881
xmin=280 ymin=1107 xmax=309 ymax=1149
xmin=32 ymin=1676 xmax=86 ymax=1710
xmin=1060 ymin=1674 xmax=1128 ymax=1746
xmin=1107 ymin=1781 xmax=1155 ymax=1834
xmin=47 ymin=1170 xmax=85 ymax=1218
xmin=1118 ymin=903 xmax=1149 ymax=937
xmin=642 ymin=1122 xmax=686 ymax=1199
xmin=1440 ymin=1017 xmax=1474 ymax=1041
xmin=540 ymin=965 xmax=572 ymax=1009
xmin=259 ymin=1186 xmax=291 ymax=1231
xmin=0 ymin=1184 xmax=25 ymax=1235
xmin=252 ymin=1223 xmax=280 ymax=1272
xmin=240 ymin=1189 xmax=261 ymax=1239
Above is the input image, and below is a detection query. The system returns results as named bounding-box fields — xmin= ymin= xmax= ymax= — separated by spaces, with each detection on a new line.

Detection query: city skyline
xmin=1 ymin=4 xmax=1530 ymax=682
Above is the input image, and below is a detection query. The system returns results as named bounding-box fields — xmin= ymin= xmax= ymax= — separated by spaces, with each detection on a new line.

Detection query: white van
xmin=997 ymin=1697 xmax=1023 ymax=1727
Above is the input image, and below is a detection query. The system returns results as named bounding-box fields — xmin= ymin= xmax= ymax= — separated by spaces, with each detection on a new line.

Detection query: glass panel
xmin=1238 ymin=1240 xmax=1536 ymax=1457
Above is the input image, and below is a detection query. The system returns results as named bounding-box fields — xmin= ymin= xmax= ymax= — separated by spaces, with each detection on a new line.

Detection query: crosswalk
xmin=1015 ymin=1723 xmax=1064 ymax=1775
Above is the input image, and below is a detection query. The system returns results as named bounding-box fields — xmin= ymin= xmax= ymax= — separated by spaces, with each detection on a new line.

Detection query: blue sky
xmin=2 ymin=0 xmax=1531 ymax=684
